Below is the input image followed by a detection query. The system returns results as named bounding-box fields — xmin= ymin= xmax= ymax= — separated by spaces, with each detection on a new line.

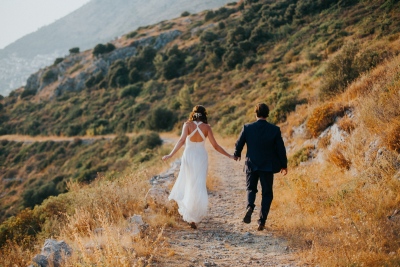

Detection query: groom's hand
xmin=233 ymin=156 xmax=241 ymax=161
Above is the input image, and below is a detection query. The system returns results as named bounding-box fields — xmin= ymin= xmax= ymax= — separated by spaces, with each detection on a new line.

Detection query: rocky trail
xmin=155 ymin=143 xmax=299 ymax=267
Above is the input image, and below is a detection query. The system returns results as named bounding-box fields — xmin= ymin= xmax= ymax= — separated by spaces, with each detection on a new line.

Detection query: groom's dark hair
xmin=255 ymin=103 xmax=269 ymax=118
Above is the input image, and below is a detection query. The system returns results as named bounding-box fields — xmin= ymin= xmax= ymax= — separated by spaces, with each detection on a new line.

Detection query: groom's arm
xmin=234 ymin=126 xmax=246 ymax=159
xmin=275 ymin=128 xmax=288 ymax=170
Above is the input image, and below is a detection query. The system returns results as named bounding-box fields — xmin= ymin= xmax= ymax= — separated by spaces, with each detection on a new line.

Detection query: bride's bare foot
xmin=189 ymin=222 xmax=197 ymax=229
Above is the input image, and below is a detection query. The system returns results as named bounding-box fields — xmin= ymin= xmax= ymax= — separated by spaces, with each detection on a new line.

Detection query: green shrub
xmin=223 ymin=47 xmax=244 ymax=69
xmin=126 ymin=31 xmax=138 ymax=38
xmin=93 ymin=43 xmax=116 ymax=56
xmin=181 ymin=11 xmax=190 ymax=17
xmin=132 ymin=132 xmax=162 ymax=152
xmin=205 ymin=10 xmax=215 ymax=21
xmin=200 ymin=31 xmax=218 ymax=43
xmin=120 ymin=84 xmax=142 ymax=98
xmin=0 ymin=208 xmax=43 ymax=248
xmin=147 ymin=107 xmax=177 ymax=131
xmin=85 ymin=71 xmax=104 ymax=88
xmin=107 ymin=60 xmax=129 ymax=88
xmin=41 ymin=69 xmax=58 ymax=84
xmin=69 ymin=47 xmax=80 ymax=54
xmin=320 ymin=43 xmax=391 ymax=99
xmin=22 ymin=182 xmax=58 ymax=208
xmin=289 ymin=145 xmax=314 ymax=167
xmin=269 ymin=92 xmax=306 ymax=124
xmin=20 ymin=89 xmax=36 ymax=99
xmin=53 ymin=57 xmax=64 ymax=65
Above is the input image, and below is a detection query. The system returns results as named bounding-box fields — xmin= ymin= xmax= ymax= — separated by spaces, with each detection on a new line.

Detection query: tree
xmin=147 ymin=107 xmax=177 ymax=131
xmin=69 ymin=47 xmax=80 ymax=54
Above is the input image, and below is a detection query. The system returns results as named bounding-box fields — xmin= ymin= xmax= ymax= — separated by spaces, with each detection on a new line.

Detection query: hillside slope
xmin=0 ymin=0 xmax=399 ymax=266
xmin=0 ymin=0 xmax=233 ymax=95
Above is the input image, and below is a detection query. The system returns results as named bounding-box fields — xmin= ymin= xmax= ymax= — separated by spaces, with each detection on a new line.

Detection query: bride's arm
xmin=162 ymin=123 xmax=189 ymax=161
xmin=207 ymin=125 xmax=234 ymax=159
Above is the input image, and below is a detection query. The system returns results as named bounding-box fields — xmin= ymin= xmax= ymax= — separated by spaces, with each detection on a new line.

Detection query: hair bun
xmin=193 ymin=112 xmax=202 ymax=119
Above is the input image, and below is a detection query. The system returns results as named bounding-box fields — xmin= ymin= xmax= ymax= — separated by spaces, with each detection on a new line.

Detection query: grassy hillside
xmin=0 ymin=0 xmax=399 ymax=266
xmin=1 ymin=0 xmax=399 ymax=137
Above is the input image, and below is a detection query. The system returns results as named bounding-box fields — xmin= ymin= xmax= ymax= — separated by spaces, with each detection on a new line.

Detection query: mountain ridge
xmin=0 ymin=0 xmax=233 ymax=95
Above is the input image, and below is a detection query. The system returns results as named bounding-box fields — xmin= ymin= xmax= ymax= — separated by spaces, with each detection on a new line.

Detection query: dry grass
xmin=58 ymin=166 xmax=175 ymax=266
xmin=306 ymin=102 xmax=348 ymax=137
xmin=273 ymin=55 xmax=400 ymax=266
xmin=327 ymin=143 xmax=352 ymax=170
xmin=0 ymin=154 xmax=177 ymax=267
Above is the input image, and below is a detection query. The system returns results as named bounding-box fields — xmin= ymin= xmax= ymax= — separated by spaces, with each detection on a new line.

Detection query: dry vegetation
xmin=275 ymin=55 xmax=400 ymax=266
xmin=1 ymin=0 xmax=400 ymax=266
xmin=0 ymin=146 xmax=180 ymax=266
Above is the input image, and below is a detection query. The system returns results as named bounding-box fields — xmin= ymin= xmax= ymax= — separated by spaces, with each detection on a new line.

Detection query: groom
xmin=234 ymin=103 xmax=287 ymax=231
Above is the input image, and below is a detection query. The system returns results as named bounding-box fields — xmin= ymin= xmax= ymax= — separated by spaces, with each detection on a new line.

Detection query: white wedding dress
xmin=168 ymin=121 xmax=208 ymax=223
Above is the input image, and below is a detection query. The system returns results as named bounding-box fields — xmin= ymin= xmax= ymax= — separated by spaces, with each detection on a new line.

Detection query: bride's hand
xmin=162 ymin=154 xmax=172 ymax=161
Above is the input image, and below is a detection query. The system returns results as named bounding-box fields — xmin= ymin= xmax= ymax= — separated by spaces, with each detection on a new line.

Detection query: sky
xmin=0 ymin=0 xmax=91 ymax=49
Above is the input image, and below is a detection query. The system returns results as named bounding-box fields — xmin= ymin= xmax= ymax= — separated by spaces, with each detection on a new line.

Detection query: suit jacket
xmin=234 ymin=119 xmax=287 ymax=173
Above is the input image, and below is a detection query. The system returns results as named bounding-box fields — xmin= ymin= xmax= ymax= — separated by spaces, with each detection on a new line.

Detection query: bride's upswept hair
xmin=188 ymin=105 xmax=208 ymax=124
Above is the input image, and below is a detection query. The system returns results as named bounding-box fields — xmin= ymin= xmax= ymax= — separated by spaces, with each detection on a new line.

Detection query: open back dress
xmin=168 ymin=121 xmax=208 ymax=223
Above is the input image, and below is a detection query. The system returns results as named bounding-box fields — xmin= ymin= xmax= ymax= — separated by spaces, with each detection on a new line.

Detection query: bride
xmin=162 ymin=105 xmax=234 ymax=229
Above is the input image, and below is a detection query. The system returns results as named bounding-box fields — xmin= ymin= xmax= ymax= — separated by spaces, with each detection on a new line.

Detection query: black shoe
xmin=257 ymin=223 xmax=265 ymax=231
xmin=243 ymin=207 xmax=253 ymax=224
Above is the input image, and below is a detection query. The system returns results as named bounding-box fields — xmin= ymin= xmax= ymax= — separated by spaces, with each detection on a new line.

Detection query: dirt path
xmin=156 ymin=143 xmax=298 ymax=267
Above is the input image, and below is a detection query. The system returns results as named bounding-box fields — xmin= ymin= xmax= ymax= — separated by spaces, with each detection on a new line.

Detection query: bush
xmin=327 ymin=144 xmax=351 ymax=170
xmin=41 ymin=69 xmax=58 ymax=84
xmin=107 ymin=60 xmax=129 ymax=88
xmin=269 ymin=92 xmax=305 ymax=124
xmin=306 ymin=102 xmax=346 ymax=137
xmin=181 ymin=11 xmax=190 ymax=17
xmin=387 ymin=122 xmax=400 ymax=153
xmin=69 ymin=47 xmax=80 ymax=54
xmin=126 ymin=31 xmax=138 ymax=38
xmin=223 ymin=47 xmax=244 ymax=69
xmin=289 ymin=145 xmax=314 ymax=167
xmin=0 ymin=209 xmax=43 ymax=248
xmin=120 ymin=84 xmax=142 ymax=98
xmin=132 ymin=132 xmax=162 ymax=151
xmin=200 ymin=31 xmax=219 ymax=43
xmin=147 ymin=107 xmax=177 ymax=131
xmin=20 ymin=89 xmax=36 ymax=99
xmin=93 ymin=43 xmax=116 ymax=56
xmin=22 ymin=182 xmax=58 ymax=208
xmin=320 ymin=43 xmax=391 ymax=99
xmin=53 ymin=57 xmax=64 ymax=65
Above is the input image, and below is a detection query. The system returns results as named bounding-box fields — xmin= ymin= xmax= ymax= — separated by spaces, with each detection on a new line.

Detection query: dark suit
xmin=234 ymin=119 xmax=287 ymax=225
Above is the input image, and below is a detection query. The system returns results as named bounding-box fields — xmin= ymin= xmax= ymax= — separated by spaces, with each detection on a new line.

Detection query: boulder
xmin=30 ymin=239 xmax=72 ymax=267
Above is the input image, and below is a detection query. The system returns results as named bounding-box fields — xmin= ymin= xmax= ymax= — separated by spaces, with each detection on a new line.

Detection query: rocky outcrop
xmin=29 ymin=239 xmax=72 ymax=267
xmin=130 ymin=30 xmax=182 ymax=50
xmin=31 ymin=29 xmax=182 ymax=97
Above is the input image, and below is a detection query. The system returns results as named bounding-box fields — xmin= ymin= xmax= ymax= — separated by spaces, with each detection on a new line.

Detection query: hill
xmin=0 ymin=0 xmax=399 ymax=266
xmin=0 ymin=0 xmax=234 ymax=96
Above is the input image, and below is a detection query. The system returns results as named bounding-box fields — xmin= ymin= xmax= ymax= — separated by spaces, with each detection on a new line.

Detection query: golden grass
xmin=306 ymin=102 xmax=347 ymax=137
xmin=273 ymin=55 xmax=400 ymax=266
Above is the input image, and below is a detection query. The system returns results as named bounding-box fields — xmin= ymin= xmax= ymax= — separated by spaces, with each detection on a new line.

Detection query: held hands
xmin=233 ymin=155 xmax=241 ymax=161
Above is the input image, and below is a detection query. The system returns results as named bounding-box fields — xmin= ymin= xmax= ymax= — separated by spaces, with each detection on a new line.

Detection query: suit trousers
xmin=246 ymin=170 xmax=274 ymax=225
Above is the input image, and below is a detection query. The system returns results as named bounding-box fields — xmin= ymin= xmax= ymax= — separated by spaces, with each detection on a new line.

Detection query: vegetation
xmin=92 ymin=42 xmax=116 ymax=56
xmin=0 ymin=0 xmax=400 ymax=265
xmin=69 ymin=47 xmax=80 ymax=54
xmin=0 ymin=133 xmax=162 ymax=223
